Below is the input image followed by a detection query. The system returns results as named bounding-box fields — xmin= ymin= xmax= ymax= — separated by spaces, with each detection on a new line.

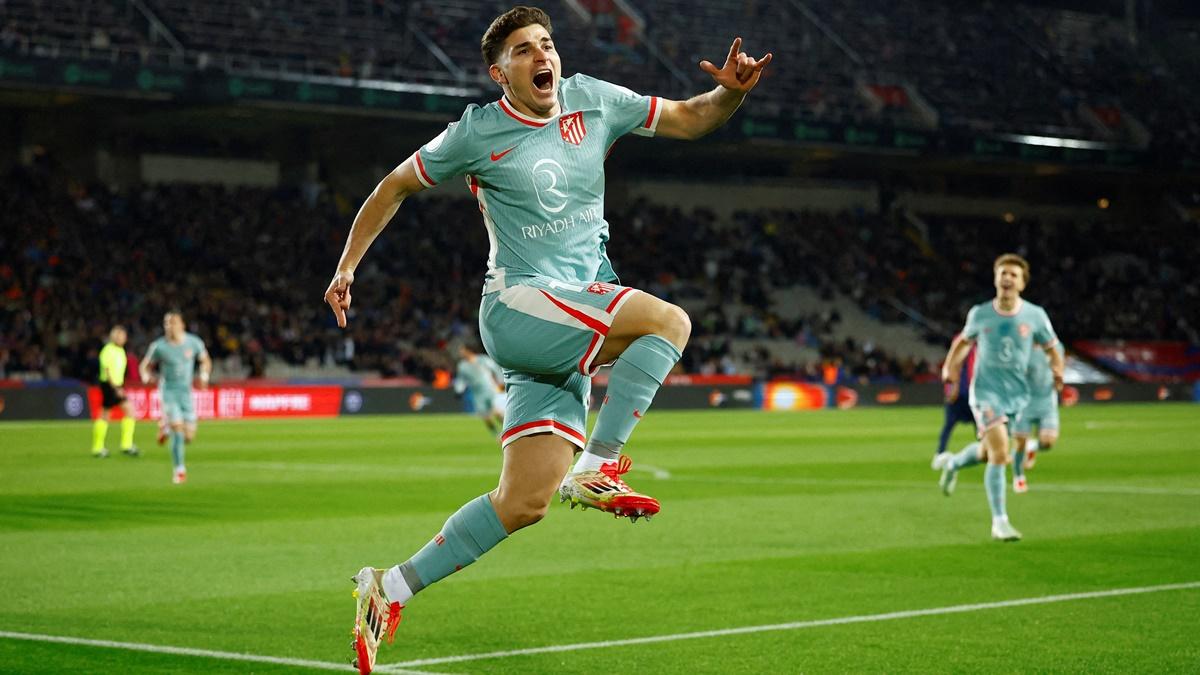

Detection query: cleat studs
xmin=352 ymin=659 xmax=359 ymax=669
xmin=570 ymin=501 xmax=577 ymax=509
xmin=636 ymin=508 xmax=644 ymax=516
xmin=352 ymin=589 xmax=359 ymax=599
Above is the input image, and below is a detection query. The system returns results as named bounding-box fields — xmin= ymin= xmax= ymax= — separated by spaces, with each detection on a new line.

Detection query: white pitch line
xmin=0 ymin=631 xmax=443 ymax=675
xmin=379 ymin=581 xmax=1200 ymax=670
xmin=634 ymin=463 xmax=673 ymax=480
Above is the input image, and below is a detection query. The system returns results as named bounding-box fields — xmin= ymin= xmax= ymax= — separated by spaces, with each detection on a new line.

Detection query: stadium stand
xmin=2 ymin=159 xmax=1195 ymax=384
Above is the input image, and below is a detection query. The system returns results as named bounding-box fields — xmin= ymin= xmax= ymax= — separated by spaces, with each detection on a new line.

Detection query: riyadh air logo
xmin=531 ymin=158 xmax=569 ymax=214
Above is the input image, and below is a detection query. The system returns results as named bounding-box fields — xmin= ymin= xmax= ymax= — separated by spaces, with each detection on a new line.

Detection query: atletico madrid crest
xmin=560 ymin=111 xmax=586 ymax=145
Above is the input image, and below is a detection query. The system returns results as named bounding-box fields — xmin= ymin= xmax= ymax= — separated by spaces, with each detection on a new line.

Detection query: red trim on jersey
xmin=579 ymin=332 xmax=603 ymax=375
xmin=604 ymin=287 xmax=633 ymax=313
xmin=499 ymin=97 xmax=548 ymax=127
xmin=413 ymin=151 xmax=436 ymax=186
xmin=467 ymin=175 xmax=479 ymax=198
xmin=539 ymin=290 xmax=610 ymax=335
xmin=501 ymin=419 xmax=586 ymax=444
xmin=644 ymin=96 xmax=659 ymax=129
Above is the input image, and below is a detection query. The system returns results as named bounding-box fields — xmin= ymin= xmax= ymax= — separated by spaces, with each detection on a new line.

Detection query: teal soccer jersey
xmin=412 ymin=73 xmax=661 ymax=291
xmin=963 ymin=299 xmax=1058 ymax=430
xmin=1015 ymin=343 xmax=1063 ymax=434
xmin=145 ymin=333 xmax=207 ymax=392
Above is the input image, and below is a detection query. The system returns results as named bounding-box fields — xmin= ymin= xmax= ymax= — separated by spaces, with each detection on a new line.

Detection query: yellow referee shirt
xmin=99 ymin=342 xmax=127 ymax=386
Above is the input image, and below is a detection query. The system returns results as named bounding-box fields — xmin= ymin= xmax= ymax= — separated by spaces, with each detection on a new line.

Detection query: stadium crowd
xmin=3 ymin=0 xmax=1198 ymax=154
xmin=3 ymin=165 xmax=1195 ymax=385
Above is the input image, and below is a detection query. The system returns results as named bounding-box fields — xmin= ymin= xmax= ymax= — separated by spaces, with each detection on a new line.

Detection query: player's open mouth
xmin=533 ymin=69 xmax=554 ymax=92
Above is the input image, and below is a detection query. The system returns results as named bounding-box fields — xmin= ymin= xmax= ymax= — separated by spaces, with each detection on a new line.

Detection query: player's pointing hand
xmin=700 ymin=37 xmax=772 ymax=94
xmin=325 ymin=269 xmax=355 ymax=328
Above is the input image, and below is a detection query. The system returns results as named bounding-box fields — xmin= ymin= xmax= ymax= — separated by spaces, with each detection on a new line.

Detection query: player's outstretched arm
xmin=941 ymin=336 xmax=973 ymax=402
xmin=325 ymin=158 xmax=428 ymax=328
xmin=1047 ymin=344 xmax=1066 ymax=392
xmin=656 ymin=37 xmax=772 ymax=140
xmin=139 ymin=346 xmax=156 ymax=385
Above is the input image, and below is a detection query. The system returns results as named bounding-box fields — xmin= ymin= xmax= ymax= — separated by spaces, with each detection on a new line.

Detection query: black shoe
xmin=122 ymin=446 xmax=141 ymax=457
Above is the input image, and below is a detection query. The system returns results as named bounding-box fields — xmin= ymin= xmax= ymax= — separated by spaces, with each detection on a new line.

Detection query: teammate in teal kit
xmin=1011 ymin=342 xmax=1064 ymax=492
xmin=453 ymin=342 xmax=506 ymax=437
xmin=139 ymin=311 xmax=211 ymax=485
xmin=323 ymin=6 xmax=771 ymax=671
xmin=934 ymin=254 xmax=1064 ymax=541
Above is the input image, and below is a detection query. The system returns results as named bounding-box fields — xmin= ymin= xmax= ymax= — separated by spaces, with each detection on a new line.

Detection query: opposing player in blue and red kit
xmin=932 ymin=334 xmax=976 ymax=468
xmin=323 ymin=6 xmax=771 ymax=671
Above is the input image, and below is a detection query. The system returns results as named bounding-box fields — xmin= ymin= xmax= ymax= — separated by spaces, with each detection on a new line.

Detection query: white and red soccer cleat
xmin=1013 ymin=475 xmax=1028 ymax=494
xmin=172 ymin=468 xmax=187 ymax=485
xmin=351 ymin=567 xmax=402 ymax=674
xmin=558 ymin=455 xmax=660 ymax=522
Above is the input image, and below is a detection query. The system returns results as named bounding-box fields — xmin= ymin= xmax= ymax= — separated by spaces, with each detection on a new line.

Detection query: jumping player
xmin=139 ymin=311 xmax=211 ymax=484
xmin=92 ymin=325 xmax=140 ymax=458
xmin=453 ymin=342 xmax=506 ymax=437
xmin=1011 ymin=342 xmax=1064 ymax=491
xmin=323 ymin=7 xmax=771 ymax=671
xmin=934 ymin=254 xmax=1064 ymax=541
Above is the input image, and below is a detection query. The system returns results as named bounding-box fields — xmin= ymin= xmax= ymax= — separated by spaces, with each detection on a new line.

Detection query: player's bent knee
xmin=652 ymin=302 xmax=691 ymax=348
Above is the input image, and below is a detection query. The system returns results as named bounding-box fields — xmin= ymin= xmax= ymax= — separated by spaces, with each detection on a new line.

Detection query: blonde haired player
xmin=935 ymin=254 xmax=1064 ymax=541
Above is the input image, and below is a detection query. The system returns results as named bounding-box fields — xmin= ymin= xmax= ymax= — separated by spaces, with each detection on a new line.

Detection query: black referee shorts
xmin=100 ymin=382 xmax=127 ymax=409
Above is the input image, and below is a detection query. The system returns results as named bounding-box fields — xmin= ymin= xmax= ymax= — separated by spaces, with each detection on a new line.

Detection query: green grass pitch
xmin=1 ymin=403 xmax=1198 ymax=673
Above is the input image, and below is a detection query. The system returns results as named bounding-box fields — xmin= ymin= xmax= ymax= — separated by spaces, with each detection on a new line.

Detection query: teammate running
xmin=139 ymin=311 xmax=211 ymax=485
xmin=934 ymin=254 xmax=1064 ymax=541
xmin=1011 ymin=342 xmax=1064 ymax=492
xmin=92 ymin=325 xmax=140 ymax=458
xmin=323 ymin=6 xmax=771 ymax=671
xmin=453 ymin=342 xmax=506 ymax=438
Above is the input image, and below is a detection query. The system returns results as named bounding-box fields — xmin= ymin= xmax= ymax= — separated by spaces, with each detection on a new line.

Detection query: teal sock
xmin=170 ymin=431 xmax=185 ymax=469
xmin=985 ymin=463 xmax=1006 ymax=518
xmin=949 ymin=442 xmax=983 ymax=471
xmin=397 ymin=494 xmax=508 ymax=596
xmin=584 ymin=335 xmax=681 ymax=460
xmin=1013 ymin=447 xmax=1026 ymax=477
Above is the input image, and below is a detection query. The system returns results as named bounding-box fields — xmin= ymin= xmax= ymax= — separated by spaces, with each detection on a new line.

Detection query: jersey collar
xmin=498 ymin=95 xmax=562 ymax=128
xmin=992 ymin=298 xmax=1022 ymax=316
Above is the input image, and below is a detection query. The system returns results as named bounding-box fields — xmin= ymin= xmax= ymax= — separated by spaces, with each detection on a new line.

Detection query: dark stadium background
xmin=1 ymin=0 xmax=1198 ymax=401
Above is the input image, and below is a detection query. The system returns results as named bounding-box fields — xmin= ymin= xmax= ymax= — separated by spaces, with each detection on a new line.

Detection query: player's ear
xmin=489 ymin=63 xmax=508 ymax=86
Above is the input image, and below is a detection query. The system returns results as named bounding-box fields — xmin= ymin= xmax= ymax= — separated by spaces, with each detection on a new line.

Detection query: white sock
xmin=992 ymin=515 xmax=1010 ymax=527
xmin=571 ymin=450 xmax=612 ymax=473
xmin=382 ymin=566 xmax=414 ymax=606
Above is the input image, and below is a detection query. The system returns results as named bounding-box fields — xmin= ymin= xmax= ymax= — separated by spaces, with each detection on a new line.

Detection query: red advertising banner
xmin=88 ymin=386 xmax=344 ymax=420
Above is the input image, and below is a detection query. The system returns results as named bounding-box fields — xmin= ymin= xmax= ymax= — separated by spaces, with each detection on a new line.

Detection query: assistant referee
xmin=92 ymin=325 xmax=140 ymax=458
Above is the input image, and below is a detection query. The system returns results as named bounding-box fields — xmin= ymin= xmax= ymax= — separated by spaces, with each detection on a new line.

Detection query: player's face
xmin=492 ymin=24 xmax=560 ymax=116
xmin=163 ymin=315 xmax=183 ymax=339
xmin=994 ymin=264 xmax=1026 ymax=298
xmin=111 ymin=328 xmax=127 ymax=346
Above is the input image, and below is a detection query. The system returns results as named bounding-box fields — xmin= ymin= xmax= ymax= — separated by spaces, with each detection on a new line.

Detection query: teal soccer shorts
xmin=479 ymin=276 xmax=639 ymax=449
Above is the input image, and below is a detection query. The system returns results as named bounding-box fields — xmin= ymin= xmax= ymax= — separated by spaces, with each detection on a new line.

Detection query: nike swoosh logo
xmin=490 ymin=147 xmax=516 ymax=162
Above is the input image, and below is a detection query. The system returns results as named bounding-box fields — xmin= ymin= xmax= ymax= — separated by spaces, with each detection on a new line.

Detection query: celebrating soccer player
xmin=323 ymin=6 xmax=771 ymax=671
xmin=453 ymin=342 xmax=507 ymax=438
xmin=934 ymin=254 xmax=1064 ymax=541
xmin=92 ymin=325 xmax=140 ymax=458
xmin=139 ymin=311 xmax=211 ymax=485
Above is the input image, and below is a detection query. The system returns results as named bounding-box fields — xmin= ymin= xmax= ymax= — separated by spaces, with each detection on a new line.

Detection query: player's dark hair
xmin=164 ymin=309 xmax=183 ymax=320
xmin=481 ymin=6 xmax=552 ymax=66
xmin=993 ymin=253 xmax=1030 ymax=284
